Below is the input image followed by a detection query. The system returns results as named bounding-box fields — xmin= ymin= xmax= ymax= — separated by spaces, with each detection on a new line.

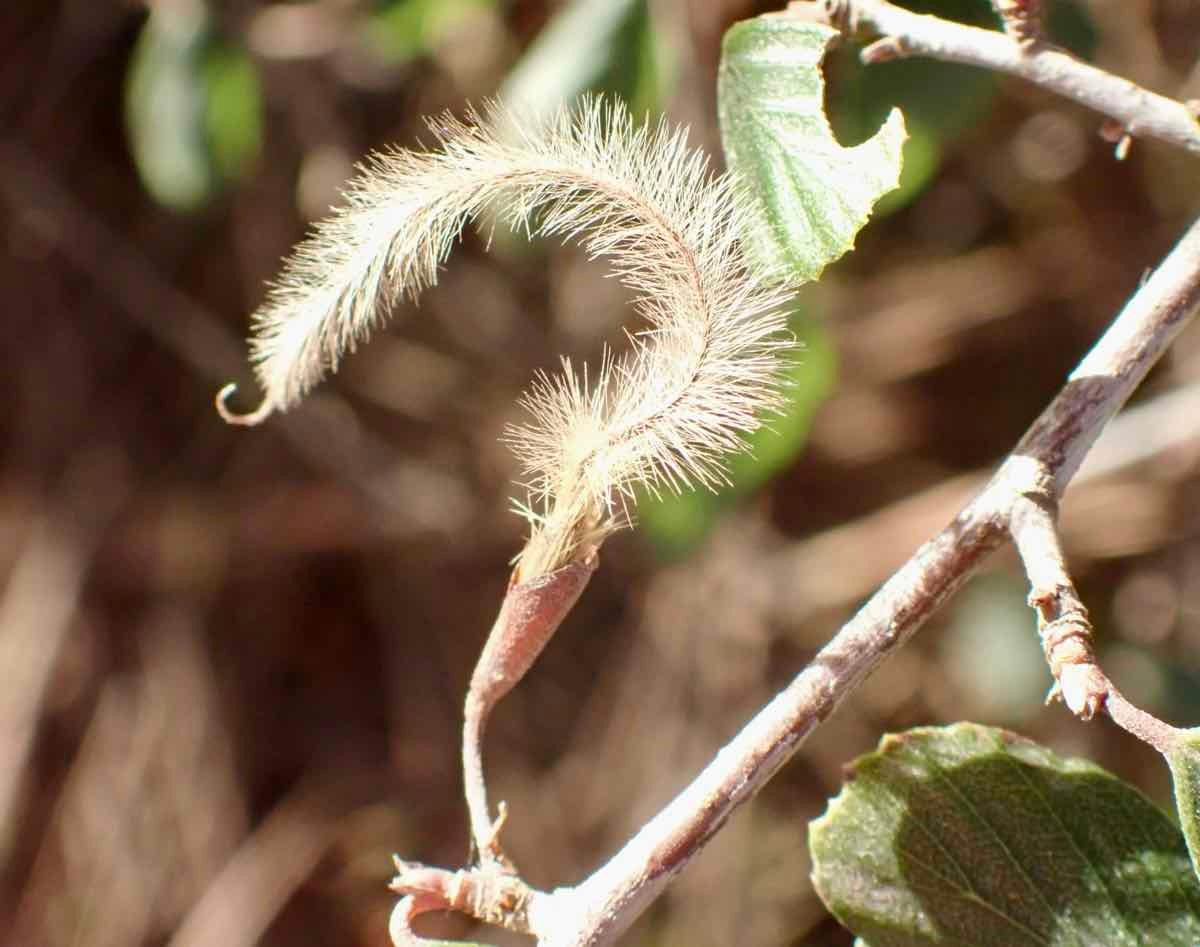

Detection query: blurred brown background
xmin=5 ymin=0 xmax=1200 ymax=945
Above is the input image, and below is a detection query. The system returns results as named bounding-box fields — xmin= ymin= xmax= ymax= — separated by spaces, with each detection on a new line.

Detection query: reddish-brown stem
xmin=462 ymin=556 xmax=597 ymax=863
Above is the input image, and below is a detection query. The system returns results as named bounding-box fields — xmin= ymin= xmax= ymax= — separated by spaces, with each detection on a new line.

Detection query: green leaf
xmin=717 ymin=17 xmax=906 ymax=282
xmin=204 ymin=43 xmax=262 ymax=182
xmin=820 ymin=1 xmax=1093 ymax=217
xmin=366 ymin=0 xmax=494 ymax=65
xmin=810 ymin=724 xmax=1200 ymax=946
xmin=126 ymin=2 xmax=262 ymax=212
xmin=590 ymin=0 xmax=676 ymax=118
xmin=637 ymin=311 xmax=836 ymax=557
xmin=1166 ymin=729 xmax=1200 ymax=885
xmin=126 ymin=2 xmax=214 ymax=211
xmin=498 ymin=0 xmax=672 ymax=120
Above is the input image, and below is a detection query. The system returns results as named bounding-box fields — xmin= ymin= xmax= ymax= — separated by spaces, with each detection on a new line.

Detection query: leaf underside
xmin=717 ymin=17 xmax=906 ymax=282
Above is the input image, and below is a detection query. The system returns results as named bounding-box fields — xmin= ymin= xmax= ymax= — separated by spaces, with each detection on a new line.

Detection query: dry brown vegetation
xmin=4 ymin=1 xmax=1200 ymax=945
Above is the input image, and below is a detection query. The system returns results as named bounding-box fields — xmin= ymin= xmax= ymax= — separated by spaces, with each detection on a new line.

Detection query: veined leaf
xmin=811 ymin=724 xmax=1200 ymax=946
xmin=718 ymin=17 xmax=906 ymax=281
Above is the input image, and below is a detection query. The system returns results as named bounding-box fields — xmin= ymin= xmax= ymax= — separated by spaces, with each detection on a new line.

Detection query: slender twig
xmin=785 ymin=0 xmax=1200 ymax=154
xmin=388 ymin=211 xmax=1200 ymax=947
xmin=390 ymin=5 xmax=1200 ymax=941
xmin=1009 ymin=492 xmax=1183 ymax=752
xmin=767 ymin=377 xmax=1200 ymax=628
xmin=1009 ymin=492 xmax=1109 ymax=718
xmin=542 ymin=207 xmax=1200 ymax=947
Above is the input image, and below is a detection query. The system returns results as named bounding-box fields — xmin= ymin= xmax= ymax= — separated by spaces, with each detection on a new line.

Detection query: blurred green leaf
xmin=1166 ymin=729 xmax=1200 ymax=884
xmin=1046 ymin=0 xmax=1098 ymax=59
xmin=638 ymin=312 xmax=836 ymax=557
xmin=204 ymin=44 xmax=262 ymax=182
xmin=590 ymin=0 xmax=675 ymax=118
xmin=126 ymin=2 xmax=212 ymax=211
xmin=717 ymin=17 xmax=906 ymax=282
xmin=827 ymin=45 xmax=992 ymax=217
xmin=825 ymin=4 xmax=995 ymax=217
xmin=125 ymin=1 xmax=261 ymax=212
xmin=637 ymin=485 xmax=719 ymax=558
xmin=811 ymin=724 xmax=1200 ymax=946
xmin=498 ymin=0 xmax=673 ymax=120
xmin=723 ymin=314 xmax=836 ymax=494
xmin=366 ymin=0 xmax=493 ymax=65
xmin=871 ymin=124 xmax=940 ymax=217
xmin=488 ymin=0 xmax=672 ymax=262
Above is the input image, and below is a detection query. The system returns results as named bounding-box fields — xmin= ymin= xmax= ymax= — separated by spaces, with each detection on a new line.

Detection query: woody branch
xmin=786 ymin=0 xmax=1200 ymax=155
xmin=392 ymin=4 xmax=1200 ymax=944
xmin=391 ymin=211 xmax=1200 ymax=947
xmin=535 ymin=211 xmax=1200 ymax=947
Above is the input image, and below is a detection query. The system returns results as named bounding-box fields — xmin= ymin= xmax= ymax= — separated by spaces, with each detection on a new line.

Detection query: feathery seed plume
xmin=218 ymin=98 xmax=797 ymax=578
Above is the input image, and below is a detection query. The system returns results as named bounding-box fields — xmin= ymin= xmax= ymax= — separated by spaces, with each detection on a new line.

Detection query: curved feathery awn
xmin=217 ymin=97 xmax=797 ymax=580
xmin=218 ymin=97 xmax=799 ymax=861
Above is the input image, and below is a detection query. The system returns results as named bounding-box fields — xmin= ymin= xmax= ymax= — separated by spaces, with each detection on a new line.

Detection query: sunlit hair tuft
xmin=218 ymin=97 xmax=797 ymax=578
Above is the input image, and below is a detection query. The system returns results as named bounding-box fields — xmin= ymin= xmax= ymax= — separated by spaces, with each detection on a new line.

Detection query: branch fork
xmin=396 ymin=202 xmax=1200 ymax=947
xmin=321 ymin=3 xmax=1200 ymax=940
xmin=369 ymin=6 xmax=1200 ymax=945
xmin=389 ymin=858 xmax=540 ymax=945
xmin=788 ymin=0 xmax=1200 ymax=155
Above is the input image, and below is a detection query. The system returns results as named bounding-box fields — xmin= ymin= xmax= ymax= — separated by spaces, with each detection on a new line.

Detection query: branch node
xmin=992 ymin=0 xmax=1044 ymax=50
xmin=1033 ymin=600 xmax=1108 ymax=719
xmin=1006 ymin=455 xmax=1057 ymax=502
xmin=1056 ymin=662 xmax=1109 ymax=719
xmin=1025 ymin=583 xmax=1060 ymax=619
xmin=861 ymin=35 xmax=911 ymax=64
xmin=389 ymin=857 xmax=536 ymax=941
xmin=1038 ymin=605 xmax=1093 ymax=669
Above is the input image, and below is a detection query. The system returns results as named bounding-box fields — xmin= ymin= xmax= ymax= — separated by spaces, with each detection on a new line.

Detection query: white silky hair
xmin=218 ymin=97 xmax=797 ymax=579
